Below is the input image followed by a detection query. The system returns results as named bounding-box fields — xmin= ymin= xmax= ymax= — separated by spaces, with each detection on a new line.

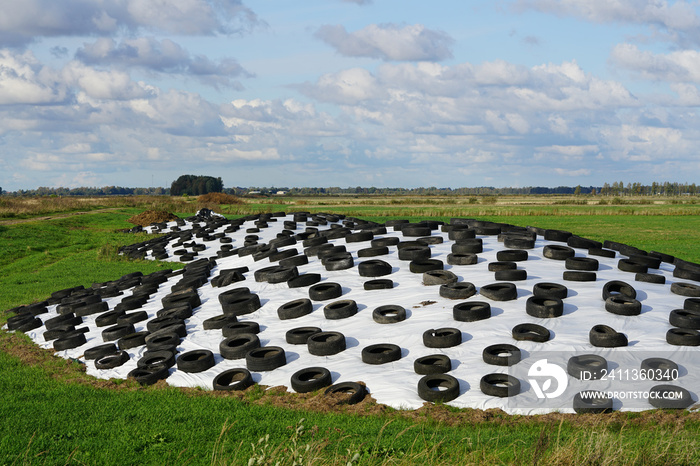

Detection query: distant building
xmin=275 ymin=190 xmax=287 ymax=195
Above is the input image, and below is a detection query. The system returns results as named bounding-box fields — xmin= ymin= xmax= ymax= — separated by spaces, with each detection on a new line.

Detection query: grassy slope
xmin=2 ymin=204 xmax=700 ymax=464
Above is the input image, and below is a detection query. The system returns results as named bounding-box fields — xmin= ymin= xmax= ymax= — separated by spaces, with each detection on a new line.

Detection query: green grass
xmin=2 ymin=203 xmax=700 ymax=464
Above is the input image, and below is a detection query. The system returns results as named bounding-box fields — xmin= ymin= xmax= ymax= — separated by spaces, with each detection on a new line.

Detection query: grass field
xmin=1 ymin=195 xmax=700 ymax=465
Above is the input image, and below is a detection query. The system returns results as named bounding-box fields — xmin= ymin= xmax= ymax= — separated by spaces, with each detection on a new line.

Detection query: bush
xmin=197 ymin=193 xmax=243 ymax=205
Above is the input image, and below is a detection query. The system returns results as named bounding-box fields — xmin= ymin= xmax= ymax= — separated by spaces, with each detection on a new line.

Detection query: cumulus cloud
xmin=315 ymin=23 xmax=454 ymax=61
xmin=610 ymin=43 xmax=700 ymax=83
xmin=76 ymin=37 xmax=252 ymax=88
xmin=0 ymin=50 xmax=68 ymax=105
xmin=514 ymin=0 xmax=700 ymax=45
xmin=0 ymin=0 xmax=261 ymax=47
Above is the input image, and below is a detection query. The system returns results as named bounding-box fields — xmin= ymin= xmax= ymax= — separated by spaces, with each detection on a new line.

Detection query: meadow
xmin=1 ymin=194 xmax=699 ymax=465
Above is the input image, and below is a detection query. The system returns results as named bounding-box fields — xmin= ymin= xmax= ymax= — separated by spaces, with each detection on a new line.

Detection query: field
xmin=1 ymin=194 xmax=700 ymax=465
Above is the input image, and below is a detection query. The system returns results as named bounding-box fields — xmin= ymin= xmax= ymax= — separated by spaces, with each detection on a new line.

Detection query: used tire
xmin=219 ymin=333 xmax=260 ymax=359
xmin=246 ymin=346 xmax=287 ymax=371
xmin=409 ymin=259 xmax=443 ymax=273
xmin=361 ymin=344 xmax=401 ymax=365
xmin=95 ymin=350 xmax=129 ymax=369
xmin=358 ymin=260 xmax=392 ymax=277
xmin=512 ymin=323 xmax=550 ymax=342
xmin=309 ymin=282 xmax=342 ymax=301
xmin=482 ymin=344 xmax=521 ymax=366
xmin=117 ymin=331 xmax=149 ymax=350
xmin=573 ymin=391 xmax=613 ymax=414
xmin=83 ymin=343 xmax=118 ymax=360
xmin=480 ymin=283 xmax=517 ymax=301
xmin=414 ymin=354 xmax=451 ymax=375
xmin=364 ymin=279 xmax=393 ymax=290
xmin=495 ymin=269 xmax=527 ymax=281
xmin=671 ymin=282 xmax=700 ymax=297
xmin=372 ymin=305 xmax=406 ymax=324
xmin=423 ymin=270 xmax=458 ymax=286
xmin=440 ymin=282 xmax=476 ymax=300
xmin=222 ymin=321 xmax=260 ymax=337
xmin=641 ymin=358 xmax=679 ymax=381
xmin=565 ymin=257 xmax=599 ymax=271
xmin=324 ymin=382 xmax=366 ymax=405
xmin=567 ymin=354 xmax=607 ymax=380
xmin=291 ymin=367 xmax=332 ymax=393
xmin=602 ymin=280 xmax=637 ymax=301
xmin=669 ymin=309 xmax=700 ymax=329
xmin=497 ymin=250 xmax=528 ymax=262
xmin=423 ymin=328 xmax=462 ymax=348
xmin=447 ymin=253 xmax=478 ymax=265
xmin=480 ymin=374 xmax=520 ymax=397
xmin=532 ymin=282 xmax=568 ymax=300
xmin=417 ymin=374 xmax=460 ymax=403
xmin=287 ymin=273 xmax=321 ymax=288
xmin=286 ymin=327 xmax=322 ymax=345
xmin=308 ymin=331 xmax=346 ymax=356
xmin=526 ymin=297 xmax=564 ymax=318
xmin=648 ymin=385 xmax=694 ymax=409
xmin=102 ymin=323 xmax=135 ymax=342
xmin=543 ymin=245 xmax=575 ymax=260
xmin=128 ymin=366 xmax=170 ymax=386
xmin=666 ymin=328 xmax=700 ymax=346
xmin=213 ymin=368 xmax=254 ymax=391
xmin=605 ymin=296 xmax=642 ymax=316
xmin=177 ymin=349 xmax=215 ymax=373
xmin=277 ymin=298 xmax=313 ymax=320
xmin=589 ymin=325 xmax=628 ymax=347
xmin=203 ymin=314 xmax=238 ymax=330
xmin=452 ymin=301 xmax=491 ymax=322
xmin=323 ymin=300 xmax=357 ymax=320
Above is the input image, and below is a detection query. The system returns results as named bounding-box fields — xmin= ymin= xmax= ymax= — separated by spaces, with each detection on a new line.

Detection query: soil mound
xmin=197 ymin=192 xmax=243 ymax=204
xmin=127 ymin=210 xmax=179 ymax=226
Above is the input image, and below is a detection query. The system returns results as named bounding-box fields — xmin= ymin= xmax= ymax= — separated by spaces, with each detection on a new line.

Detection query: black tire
xmin=95 ymin=350 xmax=130 ymax=369
xmin=641 ymin=358 xmax=679 ymax=381
xmin=563 ymin=271 xmax=597 ymax=282
xmin=177 ymin=349 xmax=215 ymax=373
xmin=488 ymin=261 xmax=516 ymax=272
xmin=324 ymin=255 xmax=354 ymax=271
xmin=128 ymin=367 xmax=170 ymax=386
xmin=15 ymin=317 xmax=43 ymax=333
xmin=512 ymin=323 xmax=550 ymax=342
xmin=102 ymin=323 xmax=136 ymax=342
xmin=423 ymin=328 xmax=462 ymax=348
xmin=414 ymin=354 xmax=451 ymax=375
xmin=74 ymin=301 xmax=109 ymax=317
xmin=605 ymin=296 xmax=642 ymax=316
xmin=602 ymin=280 xmax=637 ymax=301
xmin=544 ymin=229 xmax=572 ymax=242
xmin=589 ymin=325 xmax=628 ymax=347
xmin=648 ymin=385 xmax=694 ymax=409
xmin=567 ymin=354 xmax=607 ymax=380
xmin=213 ymin=368 xmax=254 ymax=391
xmin=497 ymin=250 xmax=528 ymax=262
xmin=345 ymin=231 xmax=373 ymax=243
xmin=218 ymin=287 xmax=252 ymax=305
xmin=671 ymin=282 xmax=700 ymax=297
xmin=279 ymin=254 xmax=309 ymax=268
xmin=417 ymin=374 xmax=460 ymax=403
xmin=618 ymin=259 xmax=648 ymax=274
xmin=361 ymin=344 xmax=401 ymax=365
xmin=482 ymin=344 xmax=521 ymax=366
xmin=451 ymin=240 xmax=483 ymax=254
xmin=532 ymin=283 xmax=568 ymax=300
xmin=246 ymin=346 xmax=287 ymax=371
xmin=221 ymin=294 xmax=261 ymax=317
xmin=266 ymin=266 xmax=299 ymax=284
xmin=627 ymin=254 xmax=661 ymax=269
xmin=145 ymin=332 xmax=181 ymax=352
xmin=324 ymin=382 xmax=366 ymax=405
xmin=588 ymin=248 xmax=616 ymax=258
xmin=45 ymin=313 xmax=83 ymax=330
xmin=53 ymin=332 xmax=87 ymax=351
xmin=286 ymin=327 xmax=322 ymax=345
xmin=447 ymin=253 xmax=478 ymax=265
xmin=398 ymin=246 xmax=431 ymax=261
xmin=669 ymin=309 xmax=700 ymax=329
xmin=308 ymin=331 xmax=346 ymax=356
xmin=666 ymin=328 xmax=700 ymax=346
xmin=309 ymin=282 xmax=342 ymax=301
xmin=448 ymin=228 xmax=475 ymax=240
xmin=526 ymin=296 xmax=564 ymax=318
xmin=480 ymin=374 xmax=520 ymax=397
xmin=357 ymin=246 xmax=389 ymax=258
xmin=452 ymin=301 xmax=491 ymax=322
xmin=358 ymin=260 xmax=392 ymax=277
xmin=222 ymin=321 xmax=261 ymax=337
xmin=203 ymin=314 xmax=238 ymax=330
xmin=480 ymin=283 xmax=517 ymax=301
xmin=565 ymin=257 xmax=599 ymax=271
xmin=364 ymin=279 xmax=394 ymax=290
xmin=277 ymin=298 xmax=313 ymax=320
xmin=287 ymin=273 xmax=321 ymax=288
xmin=573 ymin=391 xmax=613 ymax=414
xmin=291 ymin=367 xmax=332 ymax=393
xmin=423 ymin=270 xmax=457 ymax=286
xmin=685 ymin=298 xmax=700 ymax=312
xmin=372 ymin=305 xmax=406 ymax=324
xmin=83 ymin=343 xmax=118 ymax=360
xmin=409 ymin=259 xmax=443 ymax=273
xmin=635 ymin=273 xmax=666 ymax=284
xmin=117 ymin=311 xmax=149 ymax=326
xmin=147 ymin=316 xmax=184 ymax=333
xmin=137 ymin=350 xmax=176 ymax=370
xmin=440 ymin=282 xmax=476 ymax=300
xmin=219 ymin=333 xmax=260 ymax=359
xmin=371 ymin=237 xmax=400 ymax=248
xmin=495 ymin=269 xmax=527 ymax=281
xmin=504 ymin=237 xmax=535 ymax=249
xmin=543 ymin=245 xmax=575 ymax=260
xmin=156 ymin=304 xmax=192 ymax=320
xmin=323 ymin=300 xmax=357 ymax=320
xmin=118 ymin=331 xmax=149 ymax=350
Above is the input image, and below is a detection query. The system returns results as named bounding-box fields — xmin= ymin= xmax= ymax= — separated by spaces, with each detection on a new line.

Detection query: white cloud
xmin=315 ymin=23 xmax=454 ymax=61
xmin=0 ymin=50 xmax=67 ymax=104
xmin=0 ymin=0 xmax=261 ymax=47
xmin=611 ymin=43 xmax=700 ymax=83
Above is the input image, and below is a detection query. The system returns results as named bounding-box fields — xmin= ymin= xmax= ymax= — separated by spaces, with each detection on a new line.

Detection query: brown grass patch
xmin=197 ymin=193 xmax=244 ymax=205
xmin=127 ymin=210 xmax=179 ymax=226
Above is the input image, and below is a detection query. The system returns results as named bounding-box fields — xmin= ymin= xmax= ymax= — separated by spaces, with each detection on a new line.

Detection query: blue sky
xmin=2 ymin=0 xmax=700 ymax=191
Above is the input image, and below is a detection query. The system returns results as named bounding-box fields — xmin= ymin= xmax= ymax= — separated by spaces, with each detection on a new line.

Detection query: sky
xmin=2 ymin=0 xmax=700 ymax=191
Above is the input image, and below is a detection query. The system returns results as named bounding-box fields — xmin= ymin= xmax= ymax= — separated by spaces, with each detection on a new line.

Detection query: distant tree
xmin=574 ymin=185 xmax=581 ymax=196
xmin=170 ymin=175 xmax=223 ymax=196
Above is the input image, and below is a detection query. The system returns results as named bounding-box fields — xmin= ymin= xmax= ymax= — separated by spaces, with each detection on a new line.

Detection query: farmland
xmin=1 ymin=194 xmax=699 ymax=465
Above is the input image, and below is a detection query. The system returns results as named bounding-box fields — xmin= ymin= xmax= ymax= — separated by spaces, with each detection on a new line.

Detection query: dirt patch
xmin=127 ymin=210 xmax=179 ymax=226
xmin=197 ymin=193 xmax=243 ymax=205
